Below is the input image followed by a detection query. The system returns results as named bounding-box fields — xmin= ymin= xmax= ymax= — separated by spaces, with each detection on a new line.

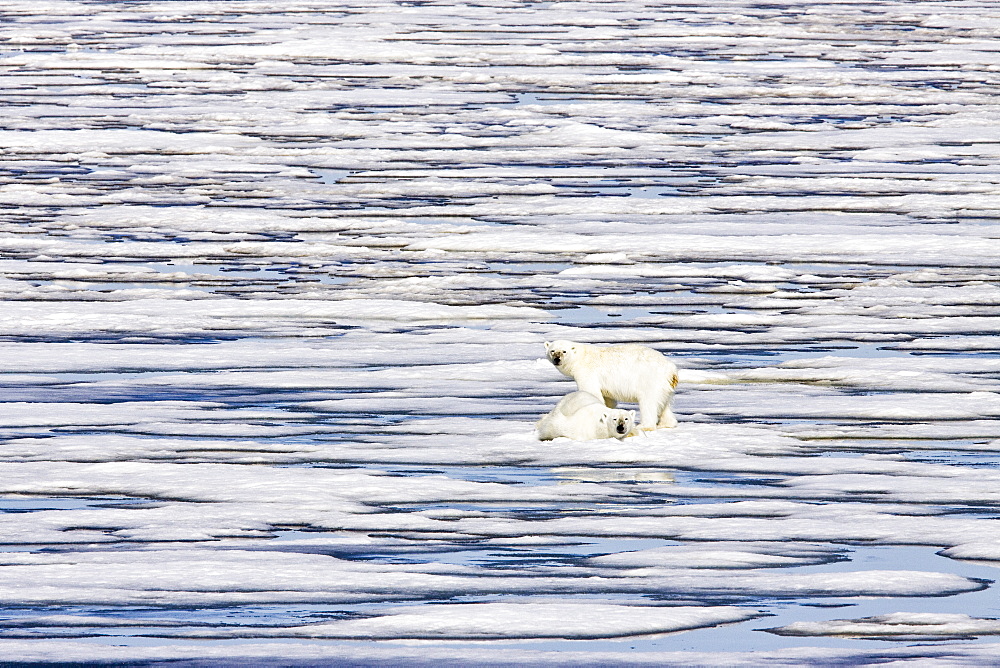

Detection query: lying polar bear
xmin=536 ymin=391 xmax=636 ymax=441
xmin=544 ymin=339 xmax=679 ymax=430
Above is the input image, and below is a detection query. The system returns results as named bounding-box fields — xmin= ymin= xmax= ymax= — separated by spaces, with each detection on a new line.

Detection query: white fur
xmin=544 ymin=339 xmax=679 ymax=430
xmin=536 ymin=391 xmax=636 ymax=441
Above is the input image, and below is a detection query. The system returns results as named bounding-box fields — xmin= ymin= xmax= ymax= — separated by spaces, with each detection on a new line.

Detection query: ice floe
xmin=3 ymin=0 xmax=1000 ymax=663
xmin=765 ymin=612 xmax=1000 ymax=641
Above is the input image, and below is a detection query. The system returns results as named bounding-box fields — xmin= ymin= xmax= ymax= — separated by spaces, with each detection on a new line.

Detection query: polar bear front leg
xmin=575 ymin=378 xmax=605 ymax=403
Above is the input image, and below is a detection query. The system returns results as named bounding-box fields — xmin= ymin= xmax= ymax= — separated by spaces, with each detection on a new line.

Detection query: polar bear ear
xmin=544 ymin=341 xmax=552 ymax=351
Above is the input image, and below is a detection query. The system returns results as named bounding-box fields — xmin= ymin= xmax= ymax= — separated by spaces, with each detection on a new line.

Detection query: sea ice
xmin=3 ymin=0 xmax=1000 ymax=663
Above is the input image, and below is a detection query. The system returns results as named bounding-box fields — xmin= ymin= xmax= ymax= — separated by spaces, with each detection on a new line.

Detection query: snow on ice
xmin=2 ymin=0 xmax=1000 ymax=664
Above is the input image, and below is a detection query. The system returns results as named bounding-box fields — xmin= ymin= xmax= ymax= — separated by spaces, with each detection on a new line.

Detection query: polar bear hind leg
xmin=657 ymin=401 xmax=678 ymax=429
xmin=656 ymin=372 xmax=680 ymax=428
xmin=637 ymin=395 xmax=661 ymax=430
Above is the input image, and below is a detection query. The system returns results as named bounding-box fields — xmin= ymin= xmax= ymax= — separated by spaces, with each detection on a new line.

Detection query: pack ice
xmin=2 ymin=0 xmax=1000 ymax=664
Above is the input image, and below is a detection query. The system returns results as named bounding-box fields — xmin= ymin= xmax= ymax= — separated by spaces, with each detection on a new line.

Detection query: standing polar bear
xmin=536 ymin=391 xmax=636 ymax=441
xmin=544 ymin=340 xmax=679 ymax=430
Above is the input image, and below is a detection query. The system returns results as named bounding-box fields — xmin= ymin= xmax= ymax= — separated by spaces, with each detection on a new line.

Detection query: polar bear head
xmin=544 ymin=340 xmax=580 ymax=373
xmin=601 ymin=408 xmax=636 ymax=440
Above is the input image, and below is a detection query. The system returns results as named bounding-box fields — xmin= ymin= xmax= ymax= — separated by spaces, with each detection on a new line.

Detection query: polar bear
xmin=544 ymin=340 xmax=679 ymax=430
xmin=536 ymin=391 xmax=636 ymax=441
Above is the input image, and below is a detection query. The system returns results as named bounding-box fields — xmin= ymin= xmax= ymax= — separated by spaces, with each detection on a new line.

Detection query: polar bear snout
xmin=612 ymin=410 xmax=636 ymax=438
xmin=544 ymin=340 xmax=574 ymax=370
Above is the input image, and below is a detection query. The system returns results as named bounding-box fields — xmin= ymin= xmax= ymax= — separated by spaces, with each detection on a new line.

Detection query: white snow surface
xmin=765 ymin=612 xmax=1000 ymax=640
xmin=2 ymin=0 xmax=1000 ymax=664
